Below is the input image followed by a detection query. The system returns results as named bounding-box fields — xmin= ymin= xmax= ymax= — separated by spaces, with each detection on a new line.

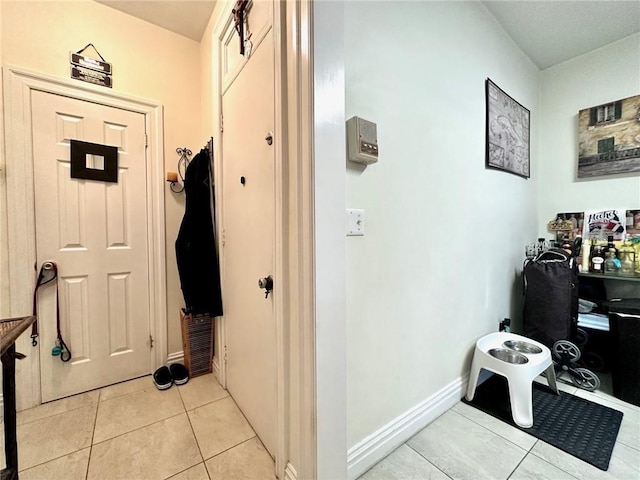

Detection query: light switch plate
xmin=346 ymin=208 xmax=364 ymax=236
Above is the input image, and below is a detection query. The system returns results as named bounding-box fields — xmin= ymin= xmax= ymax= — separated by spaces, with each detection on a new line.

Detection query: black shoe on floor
xmin=170 ymin=363 xmax=189 ymax=385
xmin=153 ymin=366 xmax=173 ymax=390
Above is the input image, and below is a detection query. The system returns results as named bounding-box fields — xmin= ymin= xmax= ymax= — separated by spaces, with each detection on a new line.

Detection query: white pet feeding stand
xmin=466 ymin=332 xmax=559 ymax=428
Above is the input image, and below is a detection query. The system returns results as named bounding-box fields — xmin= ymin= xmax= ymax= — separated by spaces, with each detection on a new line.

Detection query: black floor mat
xmin=463 ymin=374 xmax=623 ymax=471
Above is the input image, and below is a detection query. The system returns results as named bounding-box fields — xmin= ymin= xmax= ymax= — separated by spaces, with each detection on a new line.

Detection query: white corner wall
xmin=344 ymin=1 xmax=540 ymax=450
xmin=537 ymin=33 xmax=640 ymax=235
xmin=314 ymin=2 xmax=348 ymax=478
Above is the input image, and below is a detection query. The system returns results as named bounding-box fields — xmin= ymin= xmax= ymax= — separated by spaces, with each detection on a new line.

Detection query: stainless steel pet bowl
xmin=503 ymin=340 xmax=543 ymax=354
xmin=489 ymin=348 xmax=529 ymax=364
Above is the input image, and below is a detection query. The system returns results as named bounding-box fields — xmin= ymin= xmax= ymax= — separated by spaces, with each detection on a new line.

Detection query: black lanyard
xmin=32 ymin=262 xmax=71 ymax=362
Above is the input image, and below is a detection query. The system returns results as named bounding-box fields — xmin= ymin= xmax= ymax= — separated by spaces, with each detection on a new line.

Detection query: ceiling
xmin=483 ymin=1 xmax=640 ymax=69
xmin=95 ymin=1 xmax=640 ymax=69
xmin=94 ymin=1 xmax=216 ymax=42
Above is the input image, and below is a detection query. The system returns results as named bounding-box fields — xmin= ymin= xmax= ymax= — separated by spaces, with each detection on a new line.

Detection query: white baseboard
xmin=166 ymin=350 xmax=184 ymax=365
xmin=347 ymin=374 xmax=468 ymax=480
xmin=284 ymin=462 xmax=297 ymax=480
xmin=212 ymin=355 xmax=220 ymax=376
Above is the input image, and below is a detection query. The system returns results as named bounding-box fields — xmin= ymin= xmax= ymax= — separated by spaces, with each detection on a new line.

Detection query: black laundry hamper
xmin=523 ymin=248 xmax=600 ymax=391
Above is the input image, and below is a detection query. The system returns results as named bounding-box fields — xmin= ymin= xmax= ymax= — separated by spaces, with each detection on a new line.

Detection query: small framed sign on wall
xmin=70 ymin=140 xmax=118 ymax=183
xmin=485 ymin=78 xmax=530 ymax=178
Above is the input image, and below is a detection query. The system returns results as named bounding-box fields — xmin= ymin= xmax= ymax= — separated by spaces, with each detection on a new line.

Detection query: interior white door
xmin=31 ymin=90 xmax=152 ymax=402
xmin=221 ymin=26 xmax=277 ymax=454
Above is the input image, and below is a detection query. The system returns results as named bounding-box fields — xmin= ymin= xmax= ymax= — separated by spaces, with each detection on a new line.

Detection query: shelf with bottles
xmin=578 ymin=271 xmax=640 ymax=282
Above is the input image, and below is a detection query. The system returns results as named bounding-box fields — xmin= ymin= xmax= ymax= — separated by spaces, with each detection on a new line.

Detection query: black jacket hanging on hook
xmin=175 ymin=148 xmax=223 ymax=316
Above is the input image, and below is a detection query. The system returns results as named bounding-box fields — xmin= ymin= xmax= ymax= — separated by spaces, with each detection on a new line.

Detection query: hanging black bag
xmin=523 ymin=248 xmax=578 ymax=348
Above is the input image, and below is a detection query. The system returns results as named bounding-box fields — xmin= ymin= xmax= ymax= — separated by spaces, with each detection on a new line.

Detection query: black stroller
xmin=523 ymin=244 xmax=601 ymax=391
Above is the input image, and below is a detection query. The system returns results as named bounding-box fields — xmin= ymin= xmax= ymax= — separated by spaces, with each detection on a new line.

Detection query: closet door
xmin=220 ymin=3 xmax=277 ymax=456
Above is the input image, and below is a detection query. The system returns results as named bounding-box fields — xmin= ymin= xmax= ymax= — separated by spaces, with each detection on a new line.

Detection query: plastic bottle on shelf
xmin=581 ymin=242 xmax=590 ymax=272
xmin=619 ymin=235 xmax=636 ymax=276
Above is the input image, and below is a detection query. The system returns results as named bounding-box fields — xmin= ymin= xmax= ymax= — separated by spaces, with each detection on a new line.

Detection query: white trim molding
xmin=284 ymin=462 xmax=298 ymax=480
xmin=3 ymin=65 xmax=167 ymax=410
xmin=347 ymin=375 xmax=468 ymax=480
xmin=166 ymin=351 xmax=185 ymax=365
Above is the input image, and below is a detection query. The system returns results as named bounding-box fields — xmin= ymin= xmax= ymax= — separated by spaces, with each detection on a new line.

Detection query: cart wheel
xmin=570 ymin=367 xmax=601 ymax=391
xmin=575 ymin=328 xmax=589 ymax=348
xmin=552 ymin=340 xmax=581 ymax=363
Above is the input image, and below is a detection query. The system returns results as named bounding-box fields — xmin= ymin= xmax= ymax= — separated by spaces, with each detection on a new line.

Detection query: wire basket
xmin=180 ymin=312 xmax=214 ymax=377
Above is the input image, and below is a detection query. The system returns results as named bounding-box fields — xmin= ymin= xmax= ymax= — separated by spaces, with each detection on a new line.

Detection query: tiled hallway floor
xmin=3 ymin=373 xmax=639 ymax=480
xmin=359 ymin=376 xmax=640 ymax=480
xmin=1 ymin=373 xmax=276 ymax=480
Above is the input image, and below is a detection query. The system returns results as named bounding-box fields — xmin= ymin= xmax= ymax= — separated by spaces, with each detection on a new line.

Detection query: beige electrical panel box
xmin=347 ymin=116 xmax=378 ymax=165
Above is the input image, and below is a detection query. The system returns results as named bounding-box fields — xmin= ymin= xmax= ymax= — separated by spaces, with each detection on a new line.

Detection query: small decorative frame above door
xmin=485 ymin=78 xmax=531 ymax=178
xmin=578 ymin=94 xmax=640 ymax=178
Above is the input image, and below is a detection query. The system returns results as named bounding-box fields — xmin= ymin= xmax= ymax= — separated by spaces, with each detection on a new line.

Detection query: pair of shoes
xmin=153 ymin=363 xmax=189 ymax=390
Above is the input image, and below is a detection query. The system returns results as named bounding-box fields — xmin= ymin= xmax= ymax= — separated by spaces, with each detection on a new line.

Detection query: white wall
xmin=344 ymin=1 xmax=540 ymax=449
xmin=314 ymin=3 xmax=348 ymax=478
xmin=537 ymin=33 xmax=640 ymax=236
xmin=0 ymin=0 xmax=202 ymax=356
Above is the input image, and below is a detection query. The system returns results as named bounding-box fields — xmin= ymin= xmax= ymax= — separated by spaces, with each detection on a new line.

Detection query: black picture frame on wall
xmin=70 ymin=139 xmax=119 ymax=183
xmin=485 ymin=78 xmax=530 ymax=178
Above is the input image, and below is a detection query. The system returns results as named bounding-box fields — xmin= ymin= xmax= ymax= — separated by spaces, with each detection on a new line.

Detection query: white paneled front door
xmin=31 ymin=90 xmax=152 ymax=402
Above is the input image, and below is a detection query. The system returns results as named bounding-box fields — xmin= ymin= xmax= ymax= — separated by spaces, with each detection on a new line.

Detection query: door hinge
xmin=220 ymin=114 xmax=224 ymax=133
xmin=221 ymin=228 xmax=226 ymax=247
xmin=144 ymin=133 xmax=149 ymax=148
xmin=149 ymin=334 xmax=154 ymax=348
xmin=223 ymin=345 xmax=228 ymax=365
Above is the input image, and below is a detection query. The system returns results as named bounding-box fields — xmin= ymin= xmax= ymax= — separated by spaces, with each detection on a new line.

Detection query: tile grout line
xmin=165 ymin=462 xmax=210 ymax=480
xmin=16 ymin=396 xmax=99 ymax=428
xmin=91 ymin=380 xmax=231 ymax=447
xmin=13 ymin=401 xmax=100 ymax=475
xmin=91 ymin=410 xmax=187 ymax=447
xmin=187 ymin=392 xmax=259 ymax=462
xmin=451 ymin=405 xmax=535 ymax=453
xmin=504 ymin=447 xmax=533 ymax=480
xmin=180 ymin=385 xmax=208 ymax=470
xmin=85 ymin=389 xmax=103 ymax=480
xmin=402 ymin=424 xmax=457 ymax=480
xmin=202 ymin=435 xmax=258 ymax=463
xmin=525 ymin=448 xmax=583 ymax=480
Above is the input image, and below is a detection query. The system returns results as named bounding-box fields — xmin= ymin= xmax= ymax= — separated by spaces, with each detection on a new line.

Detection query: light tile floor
xmin=1 ymin=373 xmax=276 ymax=480
xmin=3 ymin=373 xmax=639 ymax=480
xmin=359 ymin=375 xmax=640 ymax=480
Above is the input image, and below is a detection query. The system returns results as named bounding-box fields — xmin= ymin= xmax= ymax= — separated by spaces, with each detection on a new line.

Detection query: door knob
xmin=258 ymin=275 xmax=273 ymax=298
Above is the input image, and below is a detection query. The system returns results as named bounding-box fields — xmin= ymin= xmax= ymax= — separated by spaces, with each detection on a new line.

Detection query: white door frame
xmin=208 ymin=1 xmax=320 ymax=477
xmin=211 ymin=0 xmax=303 ymax=477
xmin=3 ymin=65 xmax=167 ymax=410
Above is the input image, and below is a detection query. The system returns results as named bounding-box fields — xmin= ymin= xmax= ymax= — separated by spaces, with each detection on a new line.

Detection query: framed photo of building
xmin=578 ymin=94 xmax=640 ymax=178
xmin=485 ymin=78 xmax=530 ymax=178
